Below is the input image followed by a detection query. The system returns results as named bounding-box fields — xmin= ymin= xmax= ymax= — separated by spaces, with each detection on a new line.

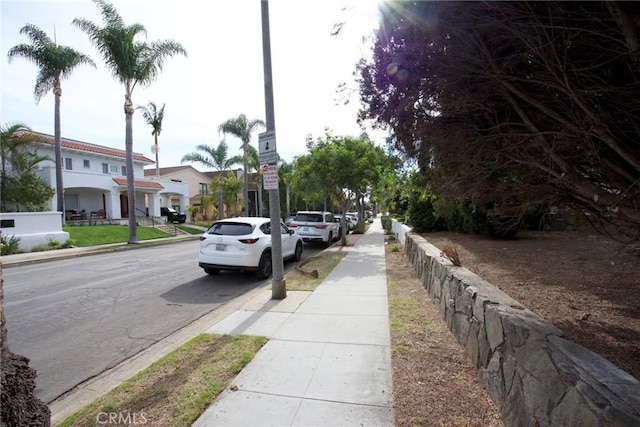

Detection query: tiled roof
xmin=17 ymin=131 xmax=154 ymax=164
xmin=112 ymin=177 xmax=164 ymax=189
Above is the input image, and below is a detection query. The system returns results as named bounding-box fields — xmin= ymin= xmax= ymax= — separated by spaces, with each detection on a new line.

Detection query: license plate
xmin=215 ymin=243 xmax=226 ymax=251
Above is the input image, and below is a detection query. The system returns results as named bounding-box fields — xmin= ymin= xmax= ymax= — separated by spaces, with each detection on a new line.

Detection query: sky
xmin=1 ymin=0 xmax=388 ymax=171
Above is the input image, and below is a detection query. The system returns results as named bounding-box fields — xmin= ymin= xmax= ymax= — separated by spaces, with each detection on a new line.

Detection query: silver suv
xmin=289 ymin=211 xmax=339 ymax=245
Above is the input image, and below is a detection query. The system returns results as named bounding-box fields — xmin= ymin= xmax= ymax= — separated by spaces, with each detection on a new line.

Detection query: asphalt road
xmin=3 ymin=239 xmax=321 ymax=403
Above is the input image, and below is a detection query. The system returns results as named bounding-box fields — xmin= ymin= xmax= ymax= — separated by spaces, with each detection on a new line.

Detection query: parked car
xmin=288 ymin=211 xmax=339 ymax=245
xmin=198 ymin=217 xmax=303 ymax=279
xmin=160 ymin=207 xmax=186 ymax=224
xmin=334 ymin=214 xmax=355 ymax=233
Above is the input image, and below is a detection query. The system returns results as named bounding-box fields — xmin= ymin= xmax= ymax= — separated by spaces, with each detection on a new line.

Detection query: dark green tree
xmin=358 ymin=1 xmax=640 ymax=242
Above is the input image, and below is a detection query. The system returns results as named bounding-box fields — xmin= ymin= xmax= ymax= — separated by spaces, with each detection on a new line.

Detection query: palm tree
xmin=136 ymin=101 xmax=165 ymax=178
xmin=230 ymin=145 xmax=264 ymax=216
xmin=73 ymin=0 xmax=186 ymax=243
xmin=222 ymin=172 xmax=243 ymax=217
xmin=1 ymin=123 xmax=37 ymax=176
xmin=181 ymin=141 xmax=234 ymax=220
xmin=7 ymin=24 xmax=95 ymax=222
xmin=218 ymin=114 xmax=265 ymax=216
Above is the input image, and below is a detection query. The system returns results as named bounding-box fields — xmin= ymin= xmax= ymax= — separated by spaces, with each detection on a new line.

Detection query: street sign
xmin=259 ymin=131 xmax=277 ymax=165
xmin=263 ymin=164 xmax=279 ymax=190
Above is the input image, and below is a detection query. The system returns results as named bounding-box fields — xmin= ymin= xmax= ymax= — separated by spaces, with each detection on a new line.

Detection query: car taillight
xmin=239 ymin=238 xmax=260 ymax=244
xmin=315 ymin=225 xmax=327 ymax=229
xmin=289 ymin=223 xmax=298 ymax=227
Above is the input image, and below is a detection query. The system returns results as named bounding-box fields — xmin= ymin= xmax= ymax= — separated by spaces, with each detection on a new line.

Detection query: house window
xmin=102 ymin=163 xmax=109 ymax=174
xmin=200 ymin=183 xmax=208 ymax=195
xmin=121 ymin=166 xmax=126 ymax=176
xmin=83 ymin=159 xmax=90 ymax=168
xmin=64 ymin=158 xmax=73 ymax=170
xmin=110 ymin=165 xmax=119 ymax=174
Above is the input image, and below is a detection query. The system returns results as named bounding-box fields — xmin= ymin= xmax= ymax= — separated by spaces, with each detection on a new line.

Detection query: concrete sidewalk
xmin=193 ymin=219 xmax=394 ymax=426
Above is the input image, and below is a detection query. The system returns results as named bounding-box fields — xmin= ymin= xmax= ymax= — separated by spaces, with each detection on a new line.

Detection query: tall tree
xmin=359 ymin=1 xmax=640 ymax=242
xmin=7 ymin=24 xmax=95 ymax=222
xmin=137 ymin=101 xmax=165 ymax=178
xmin=218 ymin=114 xmax=265 ymax=216
xmin=73 ymin=0 xmax=186 ymax=243
xmin=181 ymin=141 xmax=234 ymax=220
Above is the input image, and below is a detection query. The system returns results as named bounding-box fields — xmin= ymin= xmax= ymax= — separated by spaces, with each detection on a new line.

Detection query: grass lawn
xmin=58 ymin=334 xmax=267 ymax=427
xmin=63 ymin=225 xmax=173 ymax=247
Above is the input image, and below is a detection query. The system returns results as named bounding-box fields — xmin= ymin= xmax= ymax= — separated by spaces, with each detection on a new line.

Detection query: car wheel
xmin=204 ymin=268 xmax=220 ymax=275
xmin=255 ymin=251 xmax=272 ymax=279
xmin=325 ymin=232 xmax=333 ymax=247
xmin=294 ymin=241 xmax=303 ymax=261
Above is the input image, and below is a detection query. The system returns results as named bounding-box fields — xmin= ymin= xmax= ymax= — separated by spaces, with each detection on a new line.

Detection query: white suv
xmin=289 ymin=211 xmax=339 ymax=245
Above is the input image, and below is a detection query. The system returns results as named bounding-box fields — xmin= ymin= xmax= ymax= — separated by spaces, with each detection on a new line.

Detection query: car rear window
xmin=294 ymin=213 xmax=323 ymax=222
xmin=207 ymin=222 xmax=255 ymax=236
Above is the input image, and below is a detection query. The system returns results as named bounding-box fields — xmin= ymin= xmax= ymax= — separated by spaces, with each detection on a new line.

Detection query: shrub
xmin=381 ymin=215 xmax=392 ymax=233
xmin=407 ymin=195 xmax=445 ymax=232
xmin=0 ymin=233 xmax=21 ymax=255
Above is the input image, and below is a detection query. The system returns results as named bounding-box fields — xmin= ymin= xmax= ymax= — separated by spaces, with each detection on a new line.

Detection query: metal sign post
xmin=261 ymin=0 xmax=286 ymax=300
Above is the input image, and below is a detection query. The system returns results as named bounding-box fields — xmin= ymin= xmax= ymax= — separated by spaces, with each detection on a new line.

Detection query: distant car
xmin=288 ymin=211 xmax=340 ymax=245
xmin=198 ymin=217 xmax=303 ymax=279
xmin=161 ymin=207 xmax=186 ymax=223
xmin=334 ymin=214 xmax=354 ymax=233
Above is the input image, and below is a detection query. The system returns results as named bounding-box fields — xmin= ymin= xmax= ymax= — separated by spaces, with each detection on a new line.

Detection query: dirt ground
xmin=384 ymin=228 xmax=640 ymax=425
xmin=422 ymin=230 xmax=640 ymax=381
xmin=385 ymin=239 xmax=503 ymax=426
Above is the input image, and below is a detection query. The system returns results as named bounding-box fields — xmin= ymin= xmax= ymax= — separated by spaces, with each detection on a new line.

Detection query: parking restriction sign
xmin=263 ymin=164 xmax=279 ymax=190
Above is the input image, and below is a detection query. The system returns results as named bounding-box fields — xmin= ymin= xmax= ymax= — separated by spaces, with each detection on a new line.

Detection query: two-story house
xmin=27 ymin=131 xmax=189 ymax=222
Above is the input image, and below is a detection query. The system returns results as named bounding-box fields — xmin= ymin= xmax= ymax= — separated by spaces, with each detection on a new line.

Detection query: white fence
xmin=0 ymin=212 xmax=69 ymax=252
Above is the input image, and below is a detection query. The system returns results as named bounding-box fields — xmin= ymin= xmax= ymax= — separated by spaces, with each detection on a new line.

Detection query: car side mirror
xmin=289 ymin=229 xmax=295 ymax=235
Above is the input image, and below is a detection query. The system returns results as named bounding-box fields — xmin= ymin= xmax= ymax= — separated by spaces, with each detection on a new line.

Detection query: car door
xmin=280 ymin=223 xmax=296 ymax=257
xmin=325 ymin=213 xmax=338 ymax=235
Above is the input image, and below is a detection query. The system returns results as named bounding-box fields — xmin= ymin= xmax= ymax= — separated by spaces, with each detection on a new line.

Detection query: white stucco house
xmin=26 ymin=131 xmax=189 ymax=222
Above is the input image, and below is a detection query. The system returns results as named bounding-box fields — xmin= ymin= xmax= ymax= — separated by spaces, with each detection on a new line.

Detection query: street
xmin=3 ymin=239 xmax=321 ymax=403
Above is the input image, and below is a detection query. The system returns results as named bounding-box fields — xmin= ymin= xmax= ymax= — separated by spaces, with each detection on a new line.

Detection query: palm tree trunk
xmin=125 ymin=86 xmax=138 ymax=243
xmin=54 ymin=81 xmax=64 ymax=224
xmin=243 ymin=141 xmax=249 ymax=216
xmin=154 ymin=134 xmax=159 ymax=178
xmin=286 ymin=185 xmax=291 ymax=217
xmin=218 ymin=179 xmax=224 ymax=220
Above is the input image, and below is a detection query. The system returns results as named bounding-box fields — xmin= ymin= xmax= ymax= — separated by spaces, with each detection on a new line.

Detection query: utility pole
xmin=261 ymin=0 xmax=286 ymax=299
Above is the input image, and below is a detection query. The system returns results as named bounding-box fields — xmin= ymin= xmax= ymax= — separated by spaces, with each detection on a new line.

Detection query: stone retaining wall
xmin=399 ymin=227 xmax=640 ymax=426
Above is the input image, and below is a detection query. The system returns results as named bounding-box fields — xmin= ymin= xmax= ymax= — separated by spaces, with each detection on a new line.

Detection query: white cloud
xmin=1 ymin=0 xmax=387 ymax=170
